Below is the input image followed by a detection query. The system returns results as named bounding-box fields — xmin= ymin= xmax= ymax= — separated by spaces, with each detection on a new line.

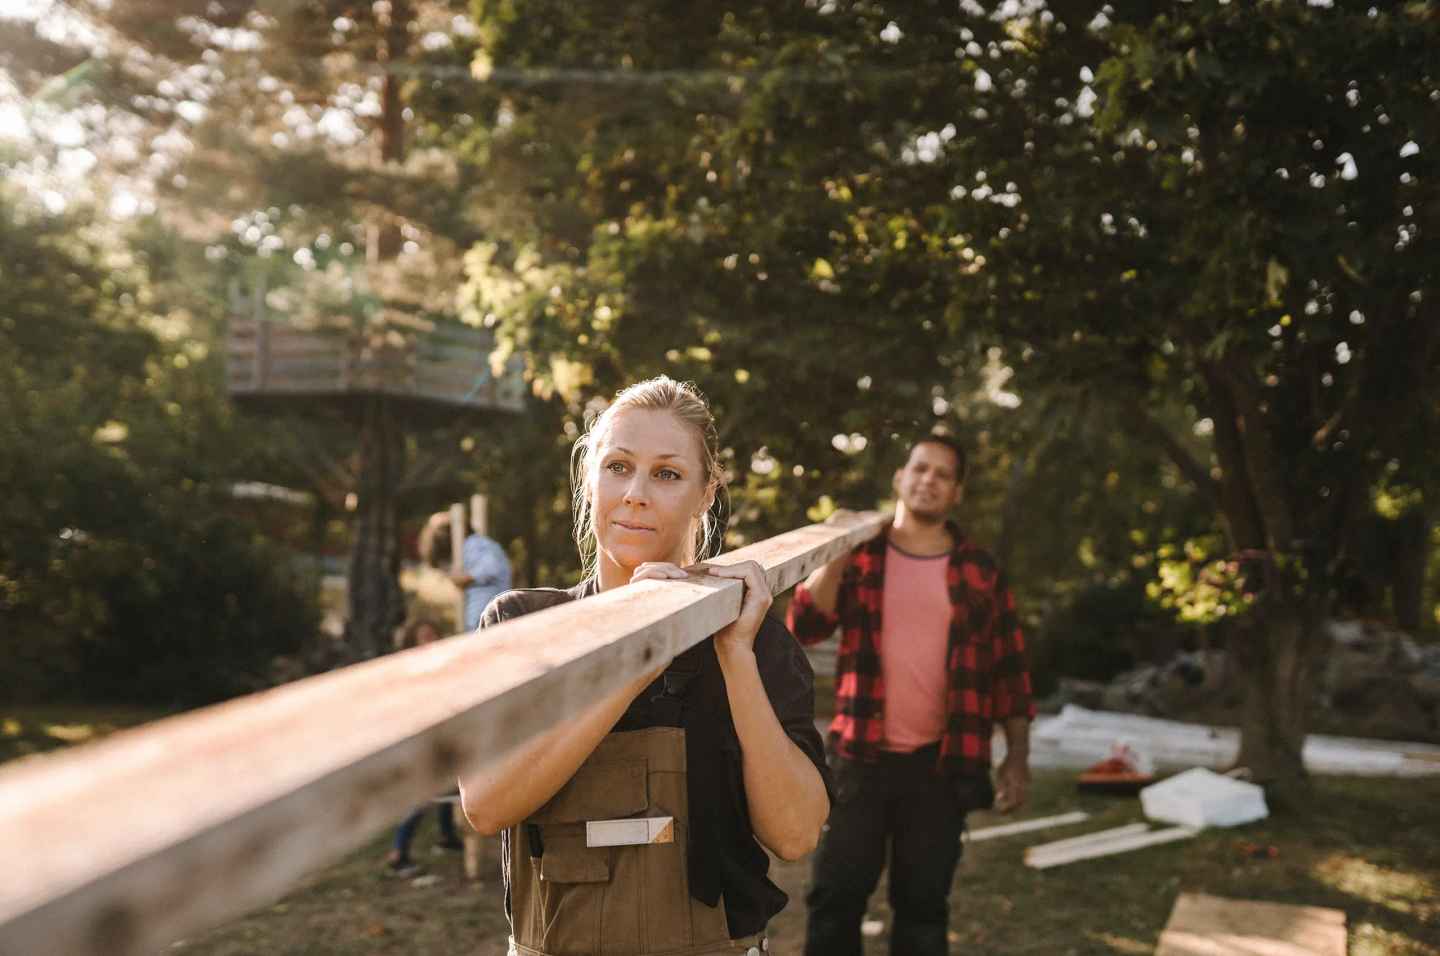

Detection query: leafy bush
xmin=0 ymin=195 xmax=317 ymax=707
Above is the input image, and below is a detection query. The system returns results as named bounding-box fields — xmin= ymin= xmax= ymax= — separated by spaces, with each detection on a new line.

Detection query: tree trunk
xmin=344 ymin=396 xmax=406 ymax=659
xmin=342 ymin=0 xmax=412 ymax=659
xmin=366 ymin=0 xmax=408 ymax=264
xmin=1204 ymin=363 xmax=1318 ymax=799
xmin=1230 ymin=598 xmax=1318 ymax=800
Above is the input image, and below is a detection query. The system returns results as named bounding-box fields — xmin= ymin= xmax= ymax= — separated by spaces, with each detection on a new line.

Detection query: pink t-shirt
xmin=880 ymin=543 xmax=953 ymax=752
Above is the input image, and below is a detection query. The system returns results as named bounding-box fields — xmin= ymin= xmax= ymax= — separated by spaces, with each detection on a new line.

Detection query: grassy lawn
xmin=0 ymin=703 xmax=169 ymax=764
xmin=7 ymin=703 xmax=1435 ymax=954
xmin=161 ymin=770 xmax=1439 ymax=956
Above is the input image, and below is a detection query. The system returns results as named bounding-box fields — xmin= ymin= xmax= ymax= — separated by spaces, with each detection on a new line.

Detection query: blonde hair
xmin=571 ymin=376 xmax=726 ymax=580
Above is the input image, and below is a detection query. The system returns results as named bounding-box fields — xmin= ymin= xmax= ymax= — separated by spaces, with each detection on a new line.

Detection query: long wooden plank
xmin=1155 ymin=892 xmax=1346 ymax=956
xmin=1025 ymin=825 xmax=1198 ymax=869
xmin=0 ymin=511 xmax=886 ymax=956
xmin=963 ymin=811 xmax=1090 ymax=843
xmin=1021 ymin=822 xmax=1150 ymax=858
xmin=705 ymin=512 xmax=887 ymax=596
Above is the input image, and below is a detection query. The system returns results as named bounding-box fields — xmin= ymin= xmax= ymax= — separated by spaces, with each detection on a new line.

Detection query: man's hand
xmin=993 ymin=753 xmax=1030 ymax=814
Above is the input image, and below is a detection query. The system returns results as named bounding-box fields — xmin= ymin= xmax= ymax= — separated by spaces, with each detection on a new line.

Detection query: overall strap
xmin=648 ymin=658 xmax=702 ymax=725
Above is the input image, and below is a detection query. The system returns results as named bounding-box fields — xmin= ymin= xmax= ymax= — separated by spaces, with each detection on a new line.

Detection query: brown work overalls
xmin=505 ymin=727 xmax=767 ymax=956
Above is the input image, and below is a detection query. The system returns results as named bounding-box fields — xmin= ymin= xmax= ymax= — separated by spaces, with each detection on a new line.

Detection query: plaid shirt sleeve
xmin=786 ymin=556 xmax=851 ymax=647
xmin=786 ymin=581 xmax=839 ymax=647
xmin=989 ymin=571 xmax=1035 ymax=721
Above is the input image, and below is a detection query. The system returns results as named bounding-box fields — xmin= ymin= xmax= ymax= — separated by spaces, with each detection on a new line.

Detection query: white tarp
xmin=1007 ymin=705 xmax=1440 ymax=777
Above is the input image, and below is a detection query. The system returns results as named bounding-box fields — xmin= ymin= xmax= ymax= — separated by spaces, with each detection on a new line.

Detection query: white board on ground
xmin=1155 ymin=892 xmax=1346 ymax=956
xmin=1025 ymin=825 xmax=1198 ymax=869
xmin=1022 ymin=822 xmax=1149 ymax=859
xmin=963 ymin=811 xmax=1089 ymax=843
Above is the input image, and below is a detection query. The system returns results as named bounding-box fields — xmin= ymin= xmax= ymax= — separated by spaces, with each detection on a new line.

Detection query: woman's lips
xmin=613 ymin=520 xmax=655 ymax=532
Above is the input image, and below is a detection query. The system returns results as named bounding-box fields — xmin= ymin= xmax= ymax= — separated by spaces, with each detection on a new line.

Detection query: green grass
xmin=829 ymin=771 xmax=1440 ymax=956
xmin=161 ymin=771 xmax=1439 ymax=956
xmin=169 ymin=832 xmax=514 ymax=956
xmin=0 ymin=703 xmax=169 ymax=764
xmin=8 ymin=705 xmax=1436 ymax=954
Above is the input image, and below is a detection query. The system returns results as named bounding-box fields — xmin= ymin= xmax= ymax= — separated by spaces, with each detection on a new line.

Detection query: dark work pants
xmin=392 ymin=799 xmax=458 ymax=862
xmin=804 ymin=746 xmax=967 ymax=956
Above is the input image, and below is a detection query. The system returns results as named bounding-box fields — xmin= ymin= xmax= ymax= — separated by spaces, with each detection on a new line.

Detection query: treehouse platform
xmin=226 ymin=316 xmax=525 ymax=415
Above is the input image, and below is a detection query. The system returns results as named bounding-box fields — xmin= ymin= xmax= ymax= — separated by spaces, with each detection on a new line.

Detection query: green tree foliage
xmin=1 ymin=0 xmax=547 ymax=656
xmin=459 ymin=0 xmax=1437 ymax=784
xmin=981 ymin=3 xmax=1438 ymax=785
xmin=4 ymin=0 xmax=1435 ymax=786
xmin=0 ymin=192 xmax=317 ymax=707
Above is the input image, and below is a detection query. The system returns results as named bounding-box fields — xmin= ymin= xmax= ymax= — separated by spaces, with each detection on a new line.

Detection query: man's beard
xmin=903 ymin=496 xmax=949 ymax=525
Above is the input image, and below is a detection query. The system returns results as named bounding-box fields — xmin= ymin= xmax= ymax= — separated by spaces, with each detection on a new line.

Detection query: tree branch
xmin=1212 ymin=355 xmax=1296 ymax=550
xmin=1118 ymin=404 xmax=1220 ymax=506
xmin=1199 ymin=362 xmax=1266 ymax=550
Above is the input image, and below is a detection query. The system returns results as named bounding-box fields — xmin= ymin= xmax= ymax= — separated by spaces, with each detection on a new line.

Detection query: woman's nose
xmin=622 ymin=475 xmax=649 ymax=505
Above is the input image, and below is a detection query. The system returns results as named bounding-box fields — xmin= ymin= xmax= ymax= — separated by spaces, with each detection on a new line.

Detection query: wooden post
xmin=449 ymin=502 xmax=467 ymax=631
xmin=462 ymin=827 xmax=482 ymax=883
xmin=252 ymin=273 xmax=269 ymax=390
xmin=470 ymin=493 xmax=488 ymax=538
xmin=0 ymin=512 xmax=887 ymax=956
xmin=461 ymin=492 xmax=489 ymax=880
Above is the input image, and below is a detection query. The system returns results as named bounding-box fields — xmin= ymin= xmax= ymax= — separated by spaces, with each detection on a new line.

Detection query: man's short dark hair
xmin=904 ymin=433 xmax=967 ymax=482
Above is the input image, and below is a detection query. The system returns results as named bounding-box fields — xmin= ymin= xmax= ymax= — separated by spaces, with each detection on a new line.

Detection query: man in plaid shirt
xmin=789 ymin=435 xmax=1034 ymax=956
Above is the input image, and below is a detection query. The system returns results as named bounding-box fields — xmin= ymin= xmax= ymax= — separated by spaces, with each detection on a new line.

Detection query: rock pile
xmin=1042 ymin=619 xmax=1440 ymax=741
xmin=1320 ymin=620 xmax=1440 ymax=739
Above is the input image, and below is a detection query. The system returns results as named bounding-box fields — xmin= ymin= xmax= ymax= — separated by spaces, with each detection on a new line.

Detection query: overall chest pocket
xmin=530 ymin=760 xmax=649 ymax=884
xmin=511 ymin=728 xmax=711 ymax=955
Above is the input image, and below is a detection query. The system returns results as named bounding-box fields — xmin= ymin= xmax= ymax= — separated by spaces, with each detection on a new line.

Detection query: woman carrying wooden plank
xmin=459 ymin=376 xmax=833 ymax=956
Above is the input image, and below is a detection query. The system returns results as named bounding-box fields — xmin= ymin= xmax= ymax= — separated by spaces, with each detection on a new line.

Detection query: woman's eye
xmin=605 ymin=461 xmax=628 ymax=474
xmin=657 ymin=468 xmax=681 ymax=480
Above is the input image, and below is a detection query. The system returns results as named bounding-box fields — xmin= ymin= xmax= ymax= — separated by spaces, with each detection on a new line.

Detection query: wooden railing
xmin=0 ymin=513 xmax=887 ymax=956
xmin=224 ymin=283 xmax=527 ymax=413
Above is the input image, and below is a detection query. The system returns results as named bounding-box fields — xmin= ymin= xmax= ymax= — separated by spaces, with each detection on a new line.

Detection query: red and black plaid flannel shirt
xmin=786 ymin=523 xmax=1034 ymax=777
